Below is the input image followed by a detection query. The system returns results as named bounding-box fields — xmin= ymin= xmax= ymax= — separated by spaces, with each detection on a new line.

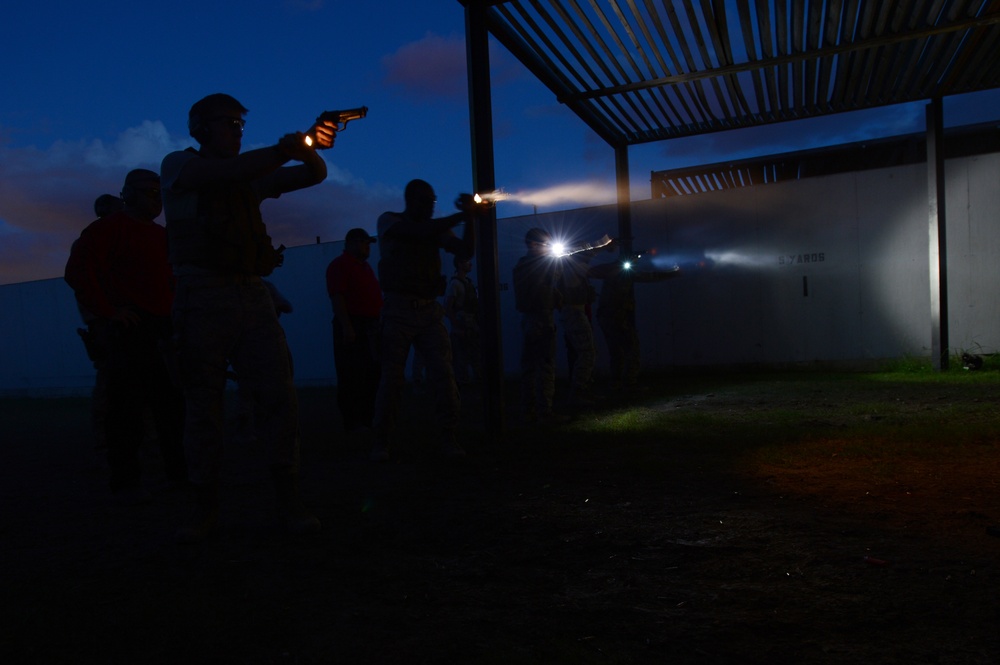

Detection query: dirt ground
xmin=2 ymin=373 xmax=1000 ymax=664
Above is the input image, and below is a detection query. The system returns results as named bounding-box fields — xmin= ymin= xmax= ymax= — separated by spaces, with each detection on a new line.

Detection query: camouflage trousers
xmin=373 ymin=293 xmax=460 ymax=443
xmin=559 ymin=304 xmax=596 ymax=391
xmin=520 ymin=311 xmax=557 ymax=416
xmin=173 ymin=274 xmax=299 ymax=486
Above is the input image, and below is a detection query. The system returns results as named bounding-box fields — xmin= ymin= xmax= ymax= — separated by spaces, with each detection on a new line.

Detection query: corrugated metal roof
xmin=651 ymin=120 xmax=1000 ymax=195
xmin=460 ymin=0 xmax=1000 ymax=147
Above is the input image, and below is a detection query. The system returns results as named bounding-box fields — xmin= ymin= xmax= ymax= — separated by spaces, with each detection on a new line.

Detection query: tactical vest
xmin=513 ymin=254 xmax=559 ymax=314
xmin=452 ymin=275 xmax=479 ymax=314
xmin=558 ymin=258 xmax=596 ymax=306
xmin=167 ymin=169 xmax=280 ymax=276
xmin=378 ymin=215 xmax=443 ymax=299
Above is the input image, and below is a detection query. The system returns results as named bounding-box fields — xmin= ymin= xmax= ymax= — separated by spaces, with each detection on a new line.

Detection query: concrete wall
xmin=3 ymin=152 xmax=998 ymax=396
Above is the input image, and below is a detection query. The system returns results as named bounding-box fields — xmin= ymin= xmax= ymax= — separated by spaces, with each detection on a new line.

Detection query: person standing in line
xmin=512 ymin=227 xmax=563 ymax=423
xmin=74 ymin=193 xmax=127 ymax=451
xmin=556 ymin=235 xmax=612 ymax=407
xmin=370 ymin=179 xmax=478 ymax=462
xmin=326 ymin=228 xmax=382 ymax=435
xmin=160 ymin=92 xmax=337 ymax=541
xmin=445 ymin=254 xmax=481 ymax=386
xmin=65 ymin=170 xmax=187 ymax=504
xmin=591 ymin=250 xmax=680 ymax=392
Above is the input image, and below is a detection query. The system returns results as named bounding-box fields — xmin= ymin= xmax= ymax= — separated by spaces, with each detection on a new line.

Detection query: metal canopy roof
xmin=461 ymin=0 xmax=1000 ymax=148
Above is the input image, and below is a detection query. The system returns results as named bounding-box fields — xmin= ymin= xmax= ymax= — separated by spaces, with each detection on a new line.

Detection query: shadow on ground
xmin=2 ymin=374 xmax=999 ymax=664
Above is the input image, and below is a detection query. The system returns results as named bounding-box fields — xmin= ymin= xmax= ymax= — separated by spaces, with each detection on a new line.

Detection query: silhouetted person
xmin=160 ymin=92 xmax=334 ymax=541
xmin=93 ymin=193 xmax=125 ymax=218
xmin=326 ymin=228 xmax=382 ymax=434
xmin=445 ymin=254 xmax=481 ymax=385
xmin=591 ymin=251 xmax=680 ymax=391
xmin=557 ymin=234 xmax=612 ymax=407
xmin=370 ymin=179 xmax=477 ymax=461
xmin=513 ymin=228 xmax=563 ymax=423
xmin=65 ymin=171 xmax=186 ymax=504
xmin=231 ymin=280 xmax=296 ymax=446
xmin=74 ymin=193 xmax=127 ymax=450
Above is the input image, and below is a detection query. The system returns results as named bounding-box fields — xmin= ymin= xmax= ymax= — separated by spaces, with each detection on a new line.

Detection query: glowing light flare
xmin=549 ymin=233 xmax=615 ymax=258
xmin=472 ymin=182 xmax=617 ymax=209
xmin=304 ymin=135 xmax=314 ymax=147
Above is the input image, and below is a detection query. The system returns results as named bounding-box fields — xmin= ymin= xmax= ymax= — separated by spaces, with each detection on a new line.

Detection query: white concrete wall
xmin=3 ymin=152 xmax=998 ymax=396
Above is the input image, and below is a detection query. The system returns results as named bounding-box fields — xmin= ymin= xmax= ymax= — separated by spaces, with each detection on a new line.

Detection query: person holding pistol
xmin=160 ymin=93 xmax=335 ymax=542
xmin=370 ymin=179 xmax=478 ymax=462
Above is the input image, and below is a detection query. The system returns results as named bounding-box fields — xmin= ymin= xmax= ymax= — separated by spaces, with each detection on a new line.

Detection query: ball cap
xmin=525 ymin=227 xmax=550 ymax=244
xmin=345 ymin=228 xmax=377 ymax=244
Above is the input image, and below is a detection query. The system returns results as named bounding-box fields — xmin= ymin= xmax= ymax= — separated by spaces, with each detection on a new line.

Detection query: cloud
xmin=381 ymin=31 xmax=525 ymax=101
xmin=382 ymin=32 xmax=469 ymax=100
xmin=0 ymin=121 xmax=400 ymax=286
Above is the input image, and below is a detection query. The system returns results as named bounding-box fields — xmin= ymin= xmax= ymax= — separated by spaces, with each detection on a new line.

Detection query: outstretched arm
xmin=258 ymin=134 xmax=328 ymax=196
xmin=172 ymin=144 xmax=290 ymax=190
xmin=633 ymin=267 xmax=681 ymax=282
xmin=448 ymin=209 xmax=476 ymax=258
xmin=386 ymin=211 xmax=467 ymax=240
xmin=170 ymin=133 xmax=326 ymax=194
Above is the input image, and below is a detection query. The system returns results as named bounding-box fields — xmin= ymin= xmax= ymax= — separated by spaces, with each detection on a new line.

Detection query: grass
xmin=552 ymin=365 xmax=1000 ymax=474
xmin=3 ymin=366 xmax=1000 ymax=663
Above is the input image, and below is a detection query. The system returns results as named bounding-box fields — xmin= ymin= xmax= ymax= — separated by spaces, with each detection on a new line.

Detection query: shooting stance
xmin=513 ymin=228 xmax=564 ymax=423
xmin=591 ymin=249 xmax=680 ymax=392
xmin=161 ymin=92 xmax=338 ymax=541
xmin=370 ymin=179 xmax=478 ymax=462
xmin=556 ymin=234 xmax=612 ymax=407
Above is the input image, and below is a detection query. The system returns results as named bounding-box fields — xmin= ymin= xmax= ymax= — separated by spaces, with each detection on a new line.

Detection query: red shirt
xmin=64 ymin=211 xmax=175 ymax=319
xmin=325 ymin=252 xmax=383 ymax=319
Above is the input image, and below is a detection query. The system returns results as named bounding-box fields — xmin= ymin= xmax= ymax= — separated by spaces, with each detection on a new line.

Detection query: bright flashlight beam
xmin=704 ymin=250 xmax=772 ymax=268
xmin=553 ymin=233 xmax=614 ymax=258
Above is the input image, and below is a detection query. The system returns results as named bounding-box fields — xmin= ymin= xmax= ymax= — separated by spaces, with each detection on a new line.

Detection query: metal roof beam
xmin=559 ymin=9 xmax=1000 ymax=103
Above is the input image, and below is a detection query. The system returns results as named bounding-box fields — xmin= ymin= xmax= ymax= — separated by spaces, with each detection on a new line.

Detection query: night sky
xmin=3 ymin=0 xmax=997 ymax=285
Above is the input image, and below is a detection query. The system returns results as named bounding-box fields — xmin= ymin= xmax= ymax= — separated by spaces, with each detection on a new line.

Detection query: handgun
xmin=317 ymin=106 xmax=368 ymax=132
xmin=306 ymin=107 xmax=368 ymax=148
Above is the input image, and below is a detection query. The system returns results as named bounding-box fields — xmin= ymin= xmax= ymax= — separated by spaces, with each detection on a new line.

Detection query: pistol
xmin=317 ymin=106 xmax=368 ymax=132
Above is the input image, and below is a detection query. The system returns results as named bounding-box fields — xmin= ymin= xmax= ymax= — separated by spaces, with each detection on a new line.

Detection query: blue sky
xmin=2 ymin=0 xmax=998 ymax=285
